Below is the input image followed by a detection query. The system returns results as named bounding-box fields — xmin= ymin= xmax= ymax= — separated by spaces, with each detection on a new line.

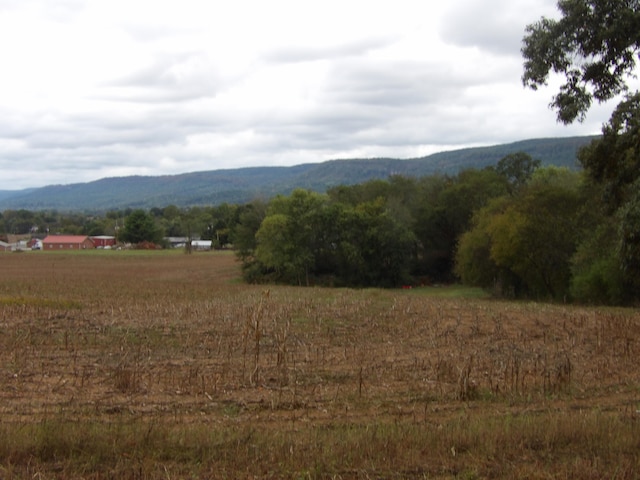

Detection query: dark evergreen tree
xmin=120 ymin=209 xmax=163 ymax=245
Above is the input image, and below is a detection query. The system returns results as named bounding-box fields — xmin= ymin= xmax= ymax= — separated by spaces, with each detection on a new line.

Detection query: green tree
xmin=120 ymin=209 xmax=163 ymax=245
xmin=234 ymin=201 xmax=267 ymax=262
xmin=158 ymin=205 xmax=184 ymax=237
xmin=456 ymin=169 xmax=585 ymax=300
xmin=205 ymin=203 xmax=237 ymax=248
xmin=573 ymin=91 xmax=640 ymax=303
xmin=495 ymin=152 xmax=541 ymax=193
xmin=571 ymin=215 xmax=626 ymax=304
xmin=492 ymin=185 xmax=582 ymax=300
xmin=327 ymin=179 xmax=392 ymax=206
xmin=529 ymin=165 xmax=581 ymax=189
xmin=244 ymin=188 xmax=416 ymax=288
xmin=335 ymin=199 xmax=416 ymax=287
xmin=522 ymin=0 xmax=640 ymax=124
xmin=455 ymin=197 xmax=512 ymax=292
xmin=2 ymin=209 xmax=36 ymax=234
xmin=82 ymin=218 xmax=108 ymax=237
xmin=414 ymin=169 xmax=508 ymax=281
xmin=254 ymin=190 xmax=329 ymax=285
xmin=254 ymin=214 xmax=292 ymax=280
xmin=578 ymin=93 xmax=640 ymax=211
xmin=617 ymin=182 xmax=640 ymax=290
xmin=523 ymin=1 xmax=640 ymax=303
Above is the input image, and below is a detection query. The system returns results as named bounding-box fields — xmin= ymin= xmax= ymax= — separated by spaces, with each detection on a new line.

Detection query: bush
xmin=571 ymin=256 xmax=626 ymax=305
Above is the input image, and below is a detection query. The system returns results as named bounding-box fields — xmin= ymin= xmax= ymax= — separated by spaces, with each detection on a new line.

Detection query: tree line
xmin=0 ymin=145 xmax=636 ymax=305
xmin=233 ymin=152 xmax=636 ymax=305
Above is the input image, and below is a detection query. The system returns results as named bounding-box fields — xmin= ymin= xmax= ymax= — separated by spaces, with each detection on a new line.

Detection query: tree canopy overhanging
xmin=522 ymin=0 xmax=640 ymax=124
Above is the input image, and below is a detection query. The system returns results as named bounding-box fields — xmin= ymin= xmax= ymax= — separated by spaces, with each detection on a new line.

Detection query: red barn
xmin=42 ymin=235 xmax=95 ymax=250
xmin=90 ymin=236 xmax=117 ymax=248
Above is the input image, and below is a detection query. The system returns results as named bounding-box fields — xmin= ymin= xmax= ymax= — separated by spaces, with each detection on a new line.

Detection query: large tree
xmin=120 ymin=209 xmax=163 ymax=245
xmin=522 ymin=0 xmax=640 ymax=124
xmin=577 ymin=92 xmax=640 ymax=211
xmin=335 ymin=199 xmax=416 ymax=288
xmin=254 ymin=190 xmax=329 ymax=286
xmin=244 ymin=188 xmax=417 ymax=288
xmin=523 ymin=1 xmax=640 ymax=303
xmin=413 ymin=168 xmax=508 ymax=281
xmin=455 ymin=169 xmax=584 ymax=300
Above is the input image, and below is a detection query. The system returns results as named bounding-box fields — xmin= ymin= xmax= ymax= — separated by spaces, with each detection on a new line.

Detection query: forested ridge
xmin=0 ymin=136 xmax=593 ymax=211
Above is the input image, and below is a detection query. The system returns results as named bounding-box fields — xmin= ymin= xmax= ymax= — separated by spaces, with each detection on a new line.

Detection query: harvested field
xmin=1 ymin=251 xmax=639 ymax=478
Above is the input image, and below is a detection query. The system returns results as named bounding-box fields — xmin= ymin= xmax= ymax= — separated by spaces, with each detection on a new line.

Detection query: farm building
xmin=0 ymin=235 xmax=34 ymax=251
xmin=6 ymin=234 xmax=31 ymax=245
xmin=90 ymin=235 xmax=117 ymax=248
xmin=42 ymin=235 xmax=95 ymax=250
xmin=191 ymin=240 xmax=212 ymax=251
xmin=165 ymin=237 xmax=189 ymax=248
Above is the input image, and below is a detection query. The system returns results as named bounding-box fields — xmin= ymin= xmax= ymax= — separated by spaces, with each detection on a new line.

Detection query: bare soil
xmin=1 ymin=251 xmax=639 ymax=478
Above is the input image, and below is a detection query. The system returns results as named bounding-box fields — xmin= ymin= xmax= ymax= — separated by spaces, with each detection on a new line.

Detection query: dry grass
xmin=1 ymin=250 xmax=640 ymax=478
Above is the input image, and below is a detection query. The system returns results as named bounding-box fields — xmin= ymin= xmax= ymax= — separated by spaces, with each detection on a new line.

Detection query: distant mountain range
xmin=0 ymin=136 xmax=596 ymax=211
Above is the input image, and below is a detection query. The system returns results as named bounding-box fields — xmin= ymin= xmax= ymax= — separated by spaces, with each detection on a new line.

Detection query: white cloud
xmin=0 ymin=0 xmax=610 ymax=190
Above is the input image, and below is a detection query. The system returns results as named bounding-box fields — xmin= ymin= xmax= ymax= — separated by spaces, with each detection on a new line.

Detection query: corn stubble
xmin=0 ymin=252 xmax=639 ymax=478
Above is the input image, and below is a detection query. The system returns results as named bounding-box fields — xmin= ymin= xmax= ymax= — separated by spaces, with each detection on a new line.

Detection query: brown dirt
xmin=1 ymin=251 xmax=639 ymax=477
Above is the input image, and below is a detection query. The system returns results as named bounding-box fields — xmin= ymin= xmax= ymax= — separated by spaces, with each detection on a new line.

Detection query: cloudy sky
xmin=0 ymin=0 xmax=622 ymax=190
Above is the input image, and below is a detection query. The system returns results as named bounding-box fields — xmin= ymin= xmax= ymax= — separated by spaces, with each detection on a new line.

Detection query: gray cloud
xmin=322 ymin=59 xmax=472 ymax=109
xmin=264 ymin=36 xmax=397 ymax=64
xmin=105 ymin=53 xmax=221 ymax=103
xmin=439 ymin=0 xmax=559 ymax=56
xmin=0 ymin=0 xmax=609 ymax=191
